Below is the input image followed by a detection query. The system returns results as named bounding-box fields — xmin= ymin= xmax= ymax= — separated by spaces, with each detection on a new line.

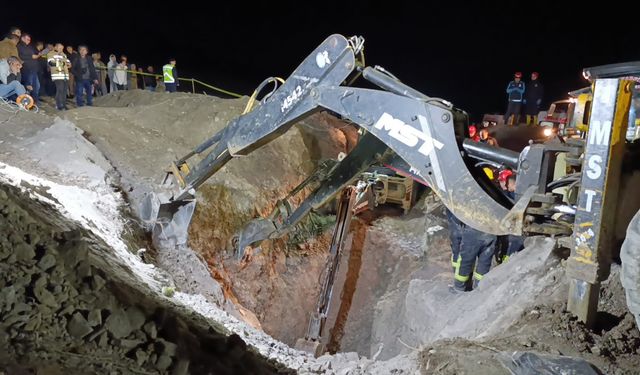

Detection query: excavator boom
xmin=143 ymin=34 xmax=532 ymax=248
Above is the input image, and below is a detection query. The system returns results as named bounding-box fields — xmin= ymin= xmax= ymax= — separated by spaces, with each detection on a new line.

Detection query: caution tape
xmin=95 ymin=66 xmax=243 ymax=98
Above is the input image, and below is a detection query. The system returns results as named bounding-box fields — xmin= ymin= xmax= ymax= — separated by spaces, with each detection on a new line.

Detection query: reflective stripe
xmin=163 ymin=64 xmax=174 ymax=83
xmin=451 ymin=254 xmax=461 ymax=268
xmin=453 ymin=254 xmax=468 ymax=282
xmin=473 ymin=272 xmax=484 ymax=281
xmin=502 ymin=255 xmax=510 ymax=263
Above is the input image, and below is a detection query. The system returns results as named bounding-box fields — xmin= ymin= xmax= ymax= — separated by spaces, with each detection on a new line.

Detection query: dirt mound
xmin=0 ymin=183 xmax=285 ymax=374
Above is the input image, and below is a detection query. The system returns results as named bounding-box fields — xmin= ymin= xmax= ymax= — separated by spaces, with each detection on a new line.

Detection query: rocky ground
xmin=1 ymin=90 xmax=639 ymax=374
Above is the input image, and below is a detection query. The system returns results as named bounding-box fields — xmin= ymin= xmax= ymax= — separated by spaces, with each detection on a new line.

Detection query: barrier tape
xmin=95 ymin=66 xmax=243 ymax=98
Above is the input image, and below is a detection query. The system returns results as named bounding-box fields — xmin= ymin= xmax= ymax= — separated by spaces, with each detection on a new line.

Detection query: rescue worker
xmin=479 ymin=128 xmax=499 ymax=147
xmin=446 ymin=209 xmax=497 ymax=292
xmin=46 ymin=43 xmax=71 ymax=110
xmin=468 ymin=124 xmax=480 ymax=142
xmin=446 ymin=209 xmax=464 ymax=276
xmin=163 ymin=58 xmax=178 ymax=93
xmin=524 ymin=72 xmax=544 ymax=125
xmin=505 ymin=72 xmax=525 ymax=126
xmin=497 ymin=169 xmax=524 ymax=261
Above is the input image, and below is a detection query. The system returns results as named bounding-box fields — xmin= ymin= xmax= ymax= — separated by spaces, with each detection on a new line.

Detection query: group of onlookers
xmin=0 ymin=26 xmax=179 ymax=110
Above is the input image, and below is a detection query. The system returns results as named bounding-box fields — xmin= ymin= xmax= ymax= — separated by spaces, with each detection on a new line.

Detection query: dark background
xmin=6 ymin=2 xmax=637 ymax=120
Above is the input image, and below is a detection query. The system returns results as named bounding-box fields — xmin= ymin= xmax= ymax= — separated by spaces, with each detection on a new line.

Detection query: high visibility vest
xmin=163 ymin=64 xmax=175 ymax=83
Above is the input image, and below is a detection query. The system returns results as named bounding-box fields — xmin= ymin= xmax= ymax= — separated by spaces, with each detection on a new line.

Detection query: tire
xmin=620 ymin=208 xmax=640 ymax=329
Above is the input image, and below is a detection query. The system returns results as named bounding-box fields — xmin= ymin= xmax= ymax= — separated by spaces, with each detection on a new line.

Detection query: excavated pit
xmin=2 ymin=90 xmax=639 ymax=374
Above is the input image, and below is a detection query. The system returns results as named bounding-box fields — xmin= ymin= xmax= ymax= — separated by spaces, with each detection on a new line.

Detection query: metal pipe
xmin=462 ymin=139 xmax=520 ymax=169
xmin=362 ymin=67 xmax=429 ymax=100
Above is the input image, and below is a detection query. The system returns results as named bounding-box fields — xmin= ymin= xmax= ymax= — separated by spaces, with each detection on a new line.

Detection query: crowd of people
xmin=0 ymin=26 xmax=180 ymax=110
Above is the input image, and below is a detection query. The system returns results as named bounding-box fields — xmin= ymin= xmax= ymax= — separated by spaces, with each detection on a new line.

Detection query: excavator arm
xmin=142 ymin=34 xmax=524 ymax=247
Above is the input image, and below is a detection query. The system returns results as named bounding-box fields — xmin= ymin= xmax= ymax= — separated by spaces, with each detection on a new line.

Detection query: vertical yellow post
xmin=566 ymin=78 xmax=632 ymax=326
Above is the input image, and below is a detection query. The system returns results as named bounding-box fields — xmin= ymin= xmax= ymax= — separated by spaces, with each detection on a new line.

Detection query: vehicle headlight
xmin=543 ymin=128 xmax=554 ymax=137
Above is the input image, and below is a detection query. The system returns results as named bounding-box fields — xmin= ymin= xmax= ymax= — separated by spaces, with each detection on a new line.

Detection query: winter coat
xmin=71 ymin=54 xmax=98 ymax=81
xmin=506 ymin=80 xmax=525 ymax=102
xmin=524 ymin=80 xmax=544 ymax=115
xmin=0 ymin=39 xmax=19 ymax=60
xmin=17 ymin=42 xmax=40 ymax=73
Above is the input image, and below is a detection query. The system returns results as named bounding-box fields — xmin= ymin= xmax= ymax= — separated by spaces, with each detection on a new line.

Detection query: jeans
xmin=0 ymin=81 xmax=27 ymax=99
xmin=22 ymin=71 xmax=40 ymax=103
xmin=76 ymin=79 xmax=94 ymax=106
xmin=54 ymin=80 xmax=68 ymax=109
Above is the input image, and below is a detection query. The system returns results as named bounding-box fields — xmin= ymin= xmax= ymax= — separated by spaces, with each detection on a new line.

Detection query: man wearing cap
xmin=505 ymin=72 xmax=525 ymax=126
xmin=524 ymin=72 xmax=544 ymax=125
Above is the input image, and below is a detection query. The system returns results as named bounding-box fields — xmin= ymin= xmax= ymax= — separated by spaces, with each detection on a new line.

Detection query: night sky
xmin=8 ymin=2 xmax=638 ymax=120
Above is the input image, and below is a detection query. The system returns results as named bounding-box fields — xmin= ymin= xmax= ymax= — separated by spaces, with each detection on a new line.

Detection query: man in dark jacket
xmin=143 ymin=66 xmax=157 ymax=91
xmin=17 ymin=33 xmax=42 ymax=104
xmin=524 ymin=72 xmax=544 ymax=125
xmin=71 ymin=45 xmax=98 ymax=106
xmin=505 ymin=72 xmax=525 ymax=126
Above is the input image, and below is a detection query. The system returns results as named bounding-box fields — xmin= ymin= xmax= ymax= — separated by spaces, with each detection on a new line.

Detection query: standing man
xmin=107 ymin=54 xmax=117 ymax=93
xmin=92 ymin=52 xmax=108 ymax=96
xmin=0 ymin=34 xmax=20 ymax=60
xmin=47 ymin=43 xmax=71 ymax=110
xmin=524 ymin=72 xmax=544 ymax=125
xmin=163 ymin=58 xmax=178 ymax=93
xmin=71 ymin=45 xmax=98 ymax=106
xmin=17 ymin=33 xmax=42 ymax=105
xmin=143 ymin=66 xmax=157 ymax=91
xmin=505 ymin=72 xmax=525 ymax=126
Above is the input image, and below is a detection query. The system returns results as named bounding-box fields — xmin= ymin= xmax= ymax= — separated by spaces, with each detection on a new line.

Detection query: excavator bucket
xmin=235 ymin=218 xmax=276 ymax=259
xmin=140 ymin=190 xmax=196 ymax=247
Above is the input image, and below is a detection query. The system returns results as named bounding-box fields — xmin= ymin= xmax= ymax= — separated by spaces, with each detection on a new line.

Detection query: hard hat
xmin=468 ymin=125 xmax=477 ymax=136
xmin=514 ymin=72 xmax=522 ymax=78
xmin=498 ymin=169 xmax=514 ymax=182
xmin=531 ymin=71 xmax=539 ymax=78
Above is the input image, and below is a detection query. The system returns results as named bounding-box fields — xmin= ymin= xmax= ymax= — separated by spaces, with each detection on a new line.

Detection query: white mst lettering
xmin=582 ymin=120 xmax=612 ymax=212
xmin=373 ymin=113 xmax=446 ymax=191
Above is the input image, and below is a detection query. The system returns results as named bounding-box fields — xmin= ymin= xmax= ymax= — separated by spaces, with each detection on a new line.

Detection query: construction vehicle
xmin=141 ymin=35 xmax=640 ymax=343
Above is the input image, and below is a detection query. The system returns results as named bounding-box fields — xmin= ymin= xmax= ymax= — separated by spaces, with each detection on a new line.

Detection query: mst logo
xmin=373 ymin=113 xmax=444 ymax=156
